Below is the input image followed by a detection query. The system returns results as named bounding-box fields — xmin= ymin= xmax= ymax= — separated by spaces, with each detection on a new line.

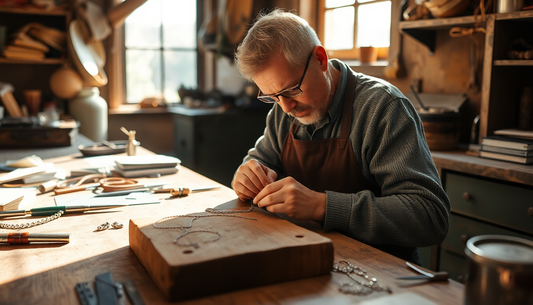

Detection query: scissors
xmin=396 ymin=262 xmax=449 ymax=281
xmin=54 ymin=176 xmax=141 ymax=195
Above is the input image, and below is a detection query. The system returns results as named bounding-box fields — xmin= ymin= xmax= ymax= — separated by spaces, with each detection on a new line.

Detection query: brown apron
xmin=281 ymin=73 xmax=381 ymax=196
xmin=280 ymin=72 xmax=420 ymax=264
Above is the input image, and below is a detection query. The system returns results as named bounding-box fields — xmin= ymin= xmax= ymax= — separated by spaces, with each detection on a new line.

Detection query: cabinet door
xmin=439 ymin=248 xmax=467 ymax=283
xmin=442 ymin=213 xmax=533 ymax=256
xmin=173 ymin=115 xmax=195 ymax=168
xmin=445 ymin=172 xmax=533 ymax=235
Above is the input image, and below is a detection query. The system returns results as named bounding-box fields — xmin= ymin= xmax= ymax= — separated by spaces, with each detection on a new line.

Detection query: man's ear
xmin=314 ymin=46 xmax=329 ymax=71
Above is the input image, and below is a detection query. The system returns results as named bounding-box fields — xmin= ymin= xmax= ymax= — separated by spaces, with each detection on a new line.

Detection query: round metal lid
xmin=465 ymin=235 xmax=533 ymax=266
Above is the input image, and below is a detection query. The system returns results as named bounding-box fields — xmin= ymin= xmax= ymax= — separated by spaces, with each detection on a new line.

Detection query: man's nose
xmin=277 ymin=96 xmax=296 ymax=113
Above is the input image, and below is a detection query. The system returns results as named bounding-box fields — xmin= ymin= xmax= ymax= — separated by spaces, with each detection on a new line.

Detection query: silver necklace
xmin=0 ymin=210 xmax=64 ymax=230
xmin=153 ymin=203 xmax=256 ymax=247
xmin=333 ymin=260 xmax=392 ymax=295
xmin=153 ymin=213 xmax=257 ymax=229
xmin=173 ymin=230 xmax=222 ymax=248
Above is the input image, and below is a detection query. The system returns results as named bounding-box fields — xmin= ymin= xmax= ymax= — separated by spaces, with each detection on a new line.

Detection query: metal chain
xmin=153 ymin=203 xmax=256 ymax=248
xmin=333 ymin=260 xmax=392 ymax=295
xmin=153 ymin=213 xmax=257 ymax=229
xmin=153 ymin=202 xmax=256 ymax=229
xmin=173 ymin=230 xmax=222 ymax=248
xmin=0 ymin=210 xmax=65 ymax=230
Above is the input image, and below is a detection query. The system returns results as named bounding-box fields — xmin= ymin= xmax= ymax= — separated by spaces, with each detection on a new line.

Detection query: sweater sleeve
xmin=241 ymin=105 xmax=287 ymax=179
xmin=323 ymin=96 xmax=450 ymax=248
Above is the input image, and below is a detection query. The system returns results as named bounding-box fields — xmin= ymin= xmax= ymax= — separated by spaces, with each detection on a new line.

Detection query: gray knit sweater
xmin=242 ymin=59 xmax=450 ymax=254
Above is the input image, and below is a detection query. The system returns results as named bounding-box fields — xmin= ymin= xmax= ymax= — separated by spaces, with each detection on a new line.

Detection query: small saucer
xmin=79 ymin=140 xmax=128 ymax=156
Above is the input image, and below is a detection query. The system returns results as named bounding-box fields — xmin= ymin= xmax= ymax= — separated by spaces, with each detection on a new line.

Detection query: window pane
xmin=125 ymin=0 xmax=162 ymax=49
xmin=325 ymin=0 xmax=355 ymax=8
xmin=324 ymin=7 xmax=354 ymax=50
xmin=163 ymin=50 xmax=197 ymax=103
xmin=126 ymin=50 xmax=162 ymax=103
xmin=357 ymin=0 xmax=375 ymax=3
xmin=162 ymin=0 xmax=196 ymax=48
xmin=356 ymin=1 xmax=391 ymax=48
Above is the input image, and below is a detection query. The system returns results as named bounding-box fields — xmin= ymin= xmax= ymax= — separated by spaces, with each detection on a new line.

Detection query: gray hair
xmin=235 ymin=9 xmax=321 ymax=80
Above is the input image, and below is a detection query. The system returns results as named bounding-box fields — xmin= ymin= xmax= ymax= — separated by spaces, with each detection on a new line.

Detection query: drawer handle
xmin=462 ymin=192 xmax=472 ymax=201
xmin=460 ymin=234 xmax=469 ymax=245
xmin=528 ymin=207 xmax=533 ymax=217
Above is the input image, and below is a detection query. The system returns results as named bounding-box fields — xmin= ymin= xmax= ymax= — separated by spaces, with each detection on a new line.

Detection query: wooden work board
xmin=129 ymin=207 xmax=334 ymax=302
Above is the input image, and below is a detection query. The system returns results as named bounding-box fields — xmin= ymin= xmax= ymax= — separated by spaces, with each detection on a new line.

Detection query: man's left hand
xmin=253 ymin=177 xmax=326 ymax=222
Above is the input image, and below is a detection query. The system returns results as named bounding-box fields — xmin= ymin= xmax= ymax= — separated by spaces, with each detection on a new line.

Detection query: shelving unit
xmin=399 ymin=10 xmax=533 ymax=142
xmin=0 ymin=6 xmax=71 ymax=110
xmin=400 ymin=10 xmax=533 ymax=281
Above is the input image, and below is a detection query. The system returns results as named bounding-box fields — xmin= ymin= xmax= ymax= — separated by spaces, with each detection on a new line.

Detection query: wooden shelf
xmin=399 ymin=15 xmax=477 ymax=55
xmin=494 ymin=60 xmax=533 ymax=66
xmin=399 ymin=15 xmax=477 ymax=30
xmin=0 ymin=58 xmax=66 ymax=64
xmin=0 ymin=6 xmax=68 ymax=16
xmin=399 ymin=11 xmax=533 ymax=54
xmin=495 ymin=10 xmax=533 ymax=21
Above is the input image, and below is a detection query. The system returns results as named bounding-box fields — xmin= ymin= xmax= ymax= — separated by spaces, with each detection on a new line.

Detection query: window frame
xmin=317 ymin=0 xmax=392 ymax=60
xmin=106 ymin=0 xmax=210 ymax=109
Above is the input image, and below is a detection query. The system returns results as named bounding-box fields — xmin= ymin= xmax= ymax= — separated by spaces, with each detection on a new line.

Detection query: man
xmin=232 ymin=9 xmax=450 ymax=264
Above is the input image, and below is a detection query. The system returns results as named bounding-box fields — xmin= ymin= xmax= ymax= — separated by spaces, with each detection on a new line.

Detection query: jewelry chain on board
xmin=333 ymin=260 xmax=392 ymax=296
xmin=152 ymin=202 xmax=257 ymax=248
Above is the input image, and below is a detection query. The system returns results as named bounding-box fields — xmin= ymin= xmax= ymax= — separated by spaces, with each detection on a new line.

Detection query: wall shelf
xmin=0 ymin=58 xmax=66 ymax=64
xmin=0 ymin=6 xmax=68 ymax=16
xmin=399 ymin=11 xmax=533 ymax=54
xmin=494 ymin=59 xmax=533 ymax=66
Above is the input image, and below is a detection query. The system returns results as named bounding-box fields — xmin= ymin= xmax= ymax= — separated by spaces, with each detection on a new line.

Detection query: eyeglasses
xmin=257 ymin=51 xmax=313 ymax=104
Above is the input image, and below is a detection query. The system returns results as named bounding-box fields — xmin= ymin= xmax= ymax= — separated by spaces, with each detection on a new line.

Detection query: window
xmin=124 ymin=0 xmax=197 ymax=103
xmin=318 ymin=0 xmax=391 ymax=61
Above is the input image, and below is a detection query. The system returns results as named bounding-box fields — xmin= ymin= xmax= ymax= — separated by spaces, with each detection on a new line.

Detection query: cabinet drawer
xmin=442 ymin=213 xmax=533 ymax=255
xmin=445 ymin=172 xmax=533 ymax=234
xmin=439 ymin=249 xmax=467 ymax=283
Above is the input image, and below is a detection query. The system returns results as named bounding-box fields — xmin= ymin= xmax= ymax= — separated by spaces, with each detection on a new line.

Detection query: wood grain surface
xmin=0 ymin=148 xmax=465 ymax=304
xmin=130 ymin=208 xmax=334 ymax=301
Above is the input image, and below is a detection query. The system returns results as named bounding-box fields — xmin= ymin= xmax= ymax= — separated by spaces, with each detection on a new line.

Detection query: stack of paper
xmin=0 ymin=188 xmax=37 ymax=211
xmin=114 ymin=155 xmax=181 ymax=178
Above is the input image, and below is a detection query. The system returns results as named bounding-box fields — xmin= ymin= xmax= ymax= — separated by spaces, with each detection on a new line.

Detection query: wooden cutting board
xmin=129 ymin=207 xmax=334 ymax=301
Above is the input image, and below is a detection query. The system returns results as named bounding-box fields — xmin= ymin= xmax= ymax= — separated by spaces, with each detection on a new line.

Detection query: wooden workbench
xmin=0 ymin=148 xmax=464 ymax=304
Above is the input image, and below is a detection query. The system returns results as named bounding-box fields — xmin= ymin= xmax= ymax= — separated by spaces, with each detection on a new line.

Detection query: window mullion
xmin=353 ymin=3 xmax=358 ymax=58
xmin=160 ymin=3 xmax=165 ymax=99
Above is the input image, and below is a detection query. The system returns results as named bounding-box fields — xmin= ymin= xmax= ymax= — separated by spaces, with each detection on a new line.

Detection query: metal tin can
xmin=464 ymin=235 xmax=533 ymax=305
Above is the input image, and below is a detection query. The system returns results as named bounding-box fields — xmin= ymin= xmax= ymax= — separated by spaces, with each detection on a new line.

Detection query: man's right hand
xmin=232 ymin=159 xmax=277 ymax=201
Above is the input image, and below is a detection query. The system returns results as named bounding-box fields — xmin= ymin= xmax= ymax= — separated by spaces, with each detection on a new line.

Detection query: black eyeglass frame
xmin=256 ymin=51 xmax=314 ymax=104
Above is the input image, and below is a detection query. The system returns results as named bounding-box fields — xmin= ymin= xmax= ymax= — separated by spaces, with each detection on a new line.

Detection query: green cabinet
xmin=438 ymin=171 xmax=533 ymax=282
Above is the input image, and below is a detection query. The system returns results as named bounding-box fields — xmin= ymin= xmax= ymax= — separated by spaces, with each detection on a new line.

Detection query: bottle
xmin=69 ymin=87 xmax=107 ymax=142
xmin=126 ymin=131 xmax=139 ymax=156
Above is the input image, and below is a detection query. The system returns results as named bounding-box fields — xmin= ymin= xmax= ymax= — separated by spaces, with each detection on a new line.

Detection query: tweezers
xmin=396 ymin=262 xmax=449 ymax=281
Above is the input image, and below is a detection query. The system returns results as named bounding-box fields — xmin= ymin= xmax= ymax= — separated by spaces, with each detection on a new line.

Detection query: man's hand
xmin=232 ymin=159 xmax=277 ymax=201
xmin=253 ymin=177 xmax=326 ymax=222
